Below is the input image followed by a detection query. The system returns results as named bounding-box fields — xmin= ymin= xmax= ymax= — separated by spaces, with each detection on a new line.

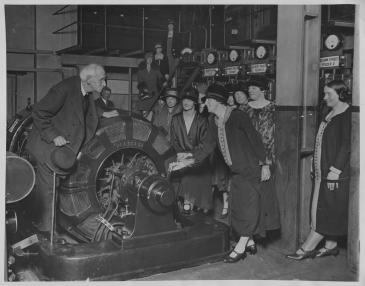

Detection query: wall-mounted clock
xmin=207 ymin=52 xmax=217 ymax=65
xmin=229 ymin=49 xmax=240 ymax=62
xmin=324 ymin=34 xmax=342 ymax=51
xmin=255 ymin=45 xmax=268 ymax=59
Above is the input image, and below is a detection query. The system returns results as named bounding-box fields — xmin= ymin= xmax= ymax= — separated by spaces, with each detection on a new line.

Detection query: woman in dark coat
xmin=287 ymin=80 xmax=351 ymax=260
xmin=170 ymin=84 xmax=267 ymax=263
xmin=170 ymin=88 xmax=212 ymax=213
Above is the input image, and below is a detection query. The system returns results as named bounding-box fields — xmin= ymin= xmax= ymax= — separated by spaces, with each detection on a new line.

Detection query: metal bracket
xmin=304 ymin=13 xmax=318 ymax=21
xmin=53 ymin=21 xmax=77 ymax=35
xmin=52 ymin=5 xmax=71 ymax=16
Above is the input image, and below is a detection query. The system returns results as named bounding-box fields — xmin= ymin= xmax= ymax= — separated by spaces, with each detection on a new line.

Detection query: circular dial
xmin=324 ymin=34 xmax=341 ymax=50
xmin=207 ymin=52 xmax=216 ymax=65
xmin=255 ymin=45 xmax=268 ymax=59
xmin=229 ymin=49 xmax=239 ymax=62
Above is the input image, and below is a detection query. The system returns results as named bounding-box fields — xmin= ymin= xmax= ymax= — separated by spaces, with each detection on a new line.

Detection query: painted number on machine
xmin=224 ymin=66 xmax=240 ymax=75
xmin=250 ymin=64 xmax=267 ymax=73
xmin=203 ymin=68 xmax=218 ymax=77
xmin=113 ymin=140 xmax=144 ymax=149
xmin=320 ymin=56 xmax=340 ymax=68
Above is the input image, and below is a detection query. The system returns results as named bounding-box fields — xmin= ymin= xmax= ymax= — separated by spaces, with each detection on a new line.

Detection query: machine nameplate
xmin=320 ymin=56 xmax=340 ymax=68
xmin=113 ymin=140 xmax=144 ymax=149
xmin=203 ymin=68 xmax=218 ymax=77
xmin=250 ymin=63 xmax=267 ymax=73
xmin=224 ymin=66 xmax=240 ymax=75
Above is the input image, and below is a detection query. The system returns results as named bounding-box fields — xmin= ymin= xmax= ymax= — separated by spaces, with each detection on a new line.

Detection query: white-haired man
xmin=26 ymin=63 xmax=106 ymax=237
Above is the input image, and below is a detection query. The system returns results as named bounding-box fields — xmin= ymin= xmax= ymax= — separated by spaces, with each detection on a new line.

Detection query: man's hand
xmin=53 ymin=136 xmax=69 ymax=146
xmin=261 ymin=165 xmax=271 ymax=182
xmin=177 ymin=152 xmax=193 ymax=161
xmin=327 ymin=171 xmax=339 ymax=191
xmin=102 ymin=110 xmax=119 ymax=118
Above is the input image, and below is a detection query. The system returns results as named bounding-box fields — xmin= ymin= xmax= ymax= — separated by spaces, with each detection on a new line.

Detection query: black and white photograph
xmin=2 ymin=0 xmax=363 ymax=283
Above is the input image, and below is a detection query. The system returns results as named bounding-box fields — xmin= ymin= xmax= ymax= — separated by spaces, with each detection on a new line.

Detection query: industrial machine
xmin=6 ymin=110 xmax=229 ymax=281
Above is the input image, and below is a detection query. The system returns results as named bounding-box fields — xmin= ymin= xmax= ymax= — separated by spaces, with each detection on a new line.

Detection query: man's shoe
xmin=316 ymin=247 xmax=340 ymax=258
xmin=286 ymin=247 xmax=317 ymax=260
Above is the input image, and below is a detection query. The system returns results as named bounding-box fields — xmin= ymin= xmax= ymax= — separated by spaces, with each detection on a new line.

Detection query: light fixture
xmin=181 ymin=47 xmax=193 ymax=55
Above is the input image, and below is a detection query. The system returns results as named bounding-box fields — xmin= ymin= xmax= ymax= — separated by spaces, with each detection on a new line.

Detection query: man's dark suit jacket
xmin=26 ymin=76 xmax=98 ymax=168
xmin=94 ymin=97 xmax=115 ymax=118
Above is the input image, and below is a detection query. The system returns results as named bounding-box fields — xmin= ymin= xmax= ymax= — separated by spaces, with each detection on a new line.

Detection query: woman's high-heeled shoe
xmin=286 ymin=247 xmax=317 ymax=260
xmin=223 ymin=250 xmax=247 ymax=263
xmin=316 ymin=246 xmax=339 ymax=258
xmin=245 ymin=244 xmax=257 ymax=255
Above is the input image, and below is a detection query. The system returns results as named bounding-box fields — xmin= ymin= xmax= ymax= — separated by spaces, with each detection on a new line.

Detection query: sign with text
xmin=203 ymin=68 xmax=218 ymax=77
xmin=224 ymin=66 xmax=240 ymax=75
xmin=250 ymin=63 xmax=267 ymax=73
xmin=320 ymin=56 xmax=340 ymax=68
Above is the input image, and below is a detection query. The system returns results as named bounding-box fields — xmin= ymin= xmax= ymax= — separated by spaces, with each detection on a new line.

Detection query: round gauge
xmin=207 ymin=52 xmax=216 ymax=65
xmin=229 ymin=49 xmax=239 ymax=62
xmin=255 ymin=45 xmax=268 ymax=59
xmin=324 ymin=34 xmax=341 ymax=50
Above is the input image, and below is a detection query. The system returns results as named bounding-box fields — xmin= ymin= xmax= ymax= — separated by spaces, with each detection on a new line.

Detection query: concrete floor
xmin=135 ymin=197 xmax=357 ymax=282
xmin=135 ymin=244 xmax=357 ymax=281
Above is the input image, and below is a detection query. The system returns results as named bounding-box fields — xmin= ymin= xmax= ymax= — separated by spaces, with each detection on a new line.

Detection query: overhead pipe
xmin=209 ymin=6 xmax=212 ymax=48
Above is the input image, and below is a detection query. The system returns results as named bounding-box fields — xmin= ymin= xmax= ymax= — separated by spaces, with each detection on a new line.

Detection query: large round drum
xmin=6 ymin=152 xmax=35 ymax=204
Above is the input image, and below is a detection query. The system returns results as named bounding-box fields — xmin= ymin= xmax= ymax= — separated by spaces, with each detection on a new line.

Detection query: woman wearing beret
xmin=287 ymin=80 xmax=351 ymax=260
xmin=170 ymin=88 xmax=212 ymax=214
xmin=170 ymin=84 xmax=267 ymax=263
xmin=246 ymin=76 xmax=281 ymax=241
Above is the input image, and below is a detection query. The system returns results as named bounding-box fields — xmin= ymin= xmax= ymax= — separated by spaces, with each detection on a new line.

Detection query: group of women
xmin=165 ymin=76 xmax=351 ymax=264
xmin=135 ymin=52 xmax=352 ymax=263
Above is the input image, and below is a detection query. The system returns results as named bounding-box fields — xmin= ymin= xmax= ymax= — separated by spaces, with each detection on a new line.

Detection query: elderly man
xmin=26 ymin=63 xmax=105 ymax=237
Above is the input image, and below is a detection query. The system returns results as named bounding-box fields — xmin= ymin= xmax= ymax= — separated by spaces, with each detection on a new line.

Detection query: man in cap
xmin=152 ymin=88 xmax=181 ymax=141
xmin=154 ymin=42 xmax=169 ymax=81
xmin=26 ymin=63 xmax=105 ymax=237
xmin=136 ymin=51 xmax=165 ymax=120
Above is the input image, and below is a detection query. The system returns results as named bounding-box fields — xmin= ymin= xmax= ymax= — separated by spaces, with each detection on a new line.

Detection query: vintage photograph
xmin=4 ymin=1 xmax=361 ymax=283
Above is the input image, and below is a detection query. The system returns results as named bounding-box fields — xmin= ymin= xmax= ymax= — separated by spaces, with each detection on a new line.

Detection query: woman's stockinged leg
xmin=229 ymin=236 xmax=249 ymax=259
xmin=247 ymin=238 xmax=255 ymax=247
xmin=298 ymin=229 xmax=324 ymax=254
xmin=324 ymin=239 xmax=337 ymax=249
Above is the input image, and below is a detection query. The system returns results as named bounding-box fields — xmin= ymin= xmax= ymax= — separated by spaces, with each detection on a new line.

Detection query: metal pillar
xmin=275 ymin=5 xmax=321 ymax=251
xmin=347 ymin=4 xmax=360 ymax=275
